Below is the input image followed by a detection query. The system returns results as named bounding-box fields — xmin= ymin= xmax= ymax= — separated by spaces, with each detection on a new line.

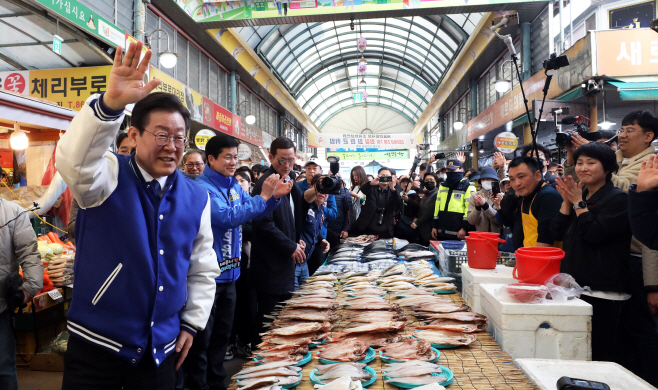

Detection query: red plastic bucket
xmin=468 ymin=232 xmax=501 ymax=240
xmin=466 ymin=237 xmax=502 ymax=269
xmin=513 ymin=248 xmax=565 ymax=284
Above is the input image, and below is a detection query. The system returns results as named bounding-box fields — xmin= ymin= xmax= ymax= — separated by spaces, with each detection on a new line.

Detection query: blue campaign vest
xmin=67 ymin=154 xmax=208 ymax=366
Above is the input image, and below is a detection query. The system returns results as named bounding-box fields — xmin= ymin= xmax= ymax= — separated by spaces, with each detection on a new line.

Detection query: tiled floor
xmin=17 ymin=357 xmax=248 ymax=389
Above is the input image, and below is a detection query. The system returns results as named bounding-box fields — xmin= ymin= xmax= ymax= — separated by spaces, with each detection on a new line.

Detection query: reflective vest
xmin=433 ymin=179 xmax=477 ymax=236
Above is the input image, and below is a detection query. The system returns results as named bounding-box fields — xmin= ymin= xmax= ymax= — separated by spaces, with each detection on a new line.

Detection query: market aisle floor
xmin=17 ymin=357 xmax=248 ymax=389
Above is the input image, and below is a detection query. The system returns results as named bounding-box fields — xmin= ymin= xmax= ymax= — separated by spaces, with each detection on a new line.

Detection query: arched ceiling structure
xmin=234 ymin=13 xmax=483 ymax=130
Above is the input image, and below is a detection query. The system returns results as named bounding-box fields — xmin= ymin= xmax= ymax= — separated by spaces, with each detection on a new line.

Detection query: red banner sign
xmin=201 ymin=97 xmax=263 ymax=147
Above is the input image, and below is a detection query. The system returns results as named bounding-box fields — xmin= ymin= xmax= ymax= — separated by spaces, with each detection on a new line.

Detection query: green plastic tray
xmin=384 ymin=367 xmax=453 ymax=388
xmin=309 ymin=365 xmax=377 ymax=387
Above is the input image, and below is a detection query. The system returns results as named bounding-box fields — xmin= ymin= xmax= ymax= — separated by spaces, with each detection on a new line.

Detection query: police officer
xmin=431 ymin=159 xmax=477 ymax=240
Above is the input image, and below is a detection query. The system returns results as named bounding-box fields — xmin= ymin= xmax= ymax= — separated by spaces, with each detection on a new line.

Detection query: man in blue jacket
xmin=296 ymin=158 xmax=337 ymax=274
xmin=191 ymin=136 xmax=291 ymax=390
xmin=56 ymin=42 xmax=221 ymax=389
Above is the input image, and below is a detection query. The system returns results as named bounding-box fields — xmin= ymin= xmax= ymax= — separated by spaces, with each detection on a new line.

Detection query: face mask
xmin=440 ymin=173 xmax=447 ymax=181
xmin=425 ymin=182 xmax=436 ymax=190
xmin=481 ymin=181 xmax=493 ymax=191
xmin=446 ymin=172 xmax=464 ymax=182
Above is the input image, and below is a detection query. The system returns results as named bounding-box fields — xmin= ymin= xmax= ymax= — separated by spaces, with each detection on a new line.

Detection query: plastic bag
xmin=50 ymin=331 xmax=69 ymax=354
xmin=545 ymin=273 xmax=589 ymax=303
xmin=496 ymin=283 xmax=549 ymax=304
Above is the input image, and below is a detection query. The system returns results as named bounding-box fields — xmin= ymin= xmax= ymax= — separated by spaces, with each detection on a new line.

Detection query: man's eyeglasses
xmin=276 ymin=158 xmax=296 ymax=166
xmin=185 ymin=163 xmax=205 ymax=168
xmin=220 ymin=155 xmax=239 ymax=163
xmin=144 ymin=130 xmax=188 ymax=148
xmin=617 ymin=128 xmax=639 ymax=135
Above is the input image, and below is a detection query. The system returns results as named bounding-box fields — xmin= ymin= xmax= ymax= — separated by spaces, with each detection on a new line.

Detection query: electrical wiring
xmin=0 ymin=180 xmax=68 ymax=235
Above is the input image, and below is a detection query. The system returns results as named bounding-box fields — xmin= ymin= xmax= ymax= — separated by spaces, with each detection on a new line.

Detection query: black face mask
xmin=424 ymin=182 xmax=436 ymax=190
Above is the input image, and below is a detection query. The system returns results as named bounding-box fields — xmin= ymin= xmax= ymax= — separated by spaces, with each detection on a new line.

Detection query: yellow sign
xmin=150 ymin=67 xmax=204 ymax=123
xmin=494 ymin=132 xmax=518 ymax=153
xmin=195 ymin=129 xmax=215 ymax=150
xmin=29 ymin=66 xmax=112 ymax=110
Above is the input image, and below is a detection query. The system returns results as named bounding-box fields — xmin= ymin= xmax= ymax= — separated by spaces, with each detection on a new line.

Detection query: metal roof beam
xmin=0 ymin=39 xmax=77 ymax=48
xmin=319 ymin=102 xmax=414 ymax=129
xmin=300 ymin=76 xmax=429 ymax=110
xmin=306 ymin=86 xmax=423 ymax=118
xmin=0 ymin=52 xmax=26 ymax=70
xmin=315 ymin=95 xmax=418 ymax=124
xmin=293 ymin=57 xmax=433 ymax=97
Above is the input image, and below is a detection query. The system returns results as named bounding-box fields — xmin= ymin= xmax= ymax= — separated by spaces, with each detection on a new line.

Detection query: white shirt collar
xmin=135 ymin=160 xmax=168 ymax=189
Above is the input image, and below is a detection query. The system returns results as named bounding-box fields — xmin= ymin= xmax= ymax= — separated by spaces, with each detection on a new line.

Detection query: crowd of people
xmin=1 ymin=42 xmax=658 ymax=389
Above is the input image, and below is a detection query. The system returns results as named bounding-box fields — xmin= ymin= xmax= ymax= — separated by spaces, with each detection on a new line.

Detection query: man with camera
xmin=298 ymin=174 xmax=331 ymax=287
xmin=431 ymin=159 xmax=476 ymax=241
xmin=0 ymin=191 xmax=42 ymax=390
xmin=354 ymin=167 xmax=401 ymax=239
xmin=296 ymin=157 xmax=337 ymax=275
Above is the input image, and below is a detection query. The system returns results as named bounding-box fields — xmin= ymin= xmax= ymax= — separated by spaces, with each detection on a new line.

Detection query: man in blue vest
xmin=56 ymin=42 xmax=221 ymax=389
xmin=189 ymin=136 xmax=291 ymax=390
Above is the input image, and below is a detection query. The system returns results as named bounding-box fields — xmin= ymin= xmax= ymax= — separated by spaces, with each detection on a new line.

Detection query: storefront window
xmin=609 ymin=1 xmax=656 ymax=29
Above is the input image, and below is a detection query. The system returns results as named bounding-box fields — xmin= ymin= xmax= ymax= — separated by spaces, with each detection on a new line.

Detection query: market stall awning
xmin=608 ymin=81 xmax=658 ymax=101
xmin=0 ymin=89 xmax=76 ymax=131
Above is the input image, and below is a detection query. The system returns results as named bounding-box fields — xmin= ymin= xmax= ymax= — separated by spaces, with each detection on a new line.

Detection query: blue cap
xmin=445 ymin=159 xmax=463 ymax=170
xmin=478 ymin=167 xmax=499 ymax=181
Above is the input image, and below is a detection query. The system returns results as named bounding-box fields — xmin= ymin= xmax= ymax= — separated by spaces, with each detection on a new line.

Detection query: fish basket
xmin=309 ymin=365 xmax=377 ymax=387
xmin=384 ymin=366 xmax=454 ymax=388
xmin=437 ymin=246 xmax=509 ymax=275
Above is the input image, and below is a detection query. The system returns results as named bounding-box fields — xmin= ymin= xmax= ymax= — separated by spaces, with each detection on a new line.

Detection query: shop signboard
xmin=34 ymin=0 xmax=125 ymax=48
xmin=28 ymin=66 xmax=113 ymax=110
xmin=238 ymin=144 xmax=252 ymax=160
xmin=177 ymin=0 xmax=546 ymax=23
xmin=329 ymin=149 xmax=408 ymax=161
xmin=595 ymin=28 xmax=658 ymax=77
xmin=0 ymin=71 xmax=29 ymax=95
xmin=309 ymin=133 xmax=421 ymax=149
xmin=494 ymin=132 xmax=518 ymax=153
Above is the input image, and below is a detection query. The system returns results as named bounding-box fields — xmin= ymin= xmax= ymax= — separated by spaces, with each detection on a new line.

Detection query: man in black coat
xmin=354 ymin=167 xmax=401 ymax=238
xmin=251 ymin=137 xmax=304 ymax=337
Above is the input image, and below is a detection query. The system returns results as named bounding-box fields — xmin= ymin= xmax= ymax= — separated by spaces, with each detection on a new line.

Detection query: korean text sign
xmin=596 ymin=29 xmax=658 ymax=77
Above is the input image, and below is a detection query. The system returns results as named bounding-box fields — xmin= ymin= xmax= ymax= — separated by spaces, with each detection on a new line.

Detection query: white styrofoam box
xmin=461 ymin=264 xmax=517 ymax=314
xmin=515 ymin=359 xmax=656 ymax=390
xmin=480 ymin=283 xmax=592 ymax=361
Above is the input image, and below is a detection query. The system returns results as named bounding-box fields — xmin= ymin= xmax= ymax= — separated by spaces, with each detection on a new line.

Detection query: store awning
xmin=0 ymin=90 xmax=76 ymax=131
xmin=608 ymin=81 xmax=658 ymax=101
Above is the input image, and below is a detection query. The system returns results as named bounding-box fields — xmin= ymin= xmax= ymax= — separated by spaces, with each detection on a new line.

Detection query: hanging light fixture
xmin=360 ymin=77 xmax=366 ymax=86
xmin=145 ymin=29 xmax=179 ymax=69
xmin=359 ymin=55 xmax=367 ymax=65
xmin=494 ymin=79 xmax=512 ymax=93
xmin=10 ymin=122 xmax=28 ymax=150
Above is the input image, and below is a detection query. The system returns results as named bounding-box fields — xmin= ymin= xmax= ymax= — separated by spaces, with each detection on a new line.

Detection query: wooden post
xmin=472 ymin=141 xmax=478 ymax=169
xmin=523 ymin=122 xmax=532 ymax=145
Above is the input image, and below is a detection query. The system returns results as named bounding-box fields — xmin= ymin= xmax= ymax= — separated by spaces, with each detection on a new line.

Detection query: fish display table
xmin=230 ymin=291 xmax=538 ymax=390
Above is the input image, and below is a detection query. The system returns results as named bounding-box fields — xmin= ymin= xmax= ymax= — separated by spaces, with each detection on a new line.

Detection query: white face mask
xmin=440 ymin=173 xmax=447 ymax=180
xmin=481 ymin=181 xmax=493 ymax=191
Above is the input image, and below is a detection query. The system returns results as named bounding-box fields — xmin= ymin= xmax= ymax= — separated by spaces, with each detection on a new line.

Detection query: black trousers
xmin=326 ymin=229 xmax=341 ymax=252
xmin=579 ymin=295 xmax=625 ymax=363
xmin=617 ymin=257 xmax=658 ymax=387
xmin=256 ymin=292 xmax=292 ymax=342
xmin=231 ymin=269 xmax=258 ymax=346
xmin=62 ymin=335 xmax=176 ymax=390
xmin=177 ymin=282 xmax=236 ymax=390
xmin=307 ymin=243 xmax=326 ymax=276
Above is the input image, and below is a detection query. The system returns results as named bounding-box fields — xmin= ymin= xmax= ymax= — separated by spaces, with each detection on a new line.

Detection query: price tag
xmin=47 ymin=289 xmax=63 ymax=300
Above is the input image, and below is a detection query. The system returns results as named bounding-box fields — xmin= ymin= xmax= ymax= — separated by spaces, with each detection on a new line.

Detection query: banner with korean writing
xmin=595 ymin=28 xmax=658 ymax=77
xmin=309 ymin=133 xmax=421 ymax=149
xmin=329 ymin=149 xmax=409 ymax=161
xmin=28 ymin=66 xmax=112 ymax=110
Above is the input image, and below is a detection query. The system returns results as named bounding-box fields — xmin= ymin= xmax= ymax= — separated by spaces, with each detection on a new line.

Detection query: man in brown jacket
xmin=564 ymin=110 xmax=658 ymax=386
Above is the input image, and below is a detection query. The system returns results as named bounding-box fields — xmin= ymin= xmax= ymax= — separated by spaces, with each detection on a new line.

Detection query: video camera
xmin=316 ymin=156 xmax=342 ymax=195
xmin=543 ymin=52 xmax=569 ymax=71
xmin=556 ymin=116 xmax=600 ymax=147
